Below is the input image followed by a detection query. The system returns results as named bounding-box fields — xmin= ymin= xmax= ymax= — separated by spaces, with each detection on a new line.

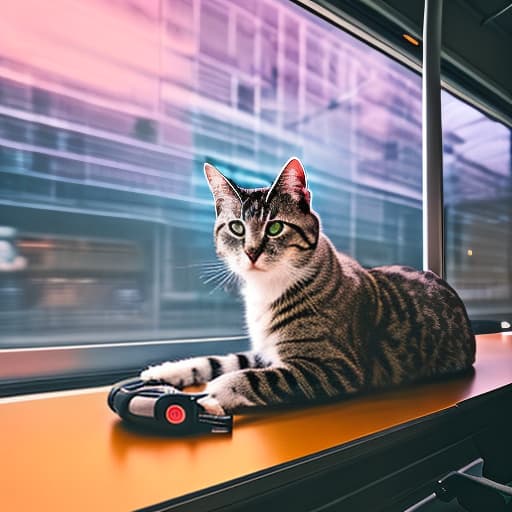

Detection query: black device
xmin=108 ymin=377 xmax=233 ymax=435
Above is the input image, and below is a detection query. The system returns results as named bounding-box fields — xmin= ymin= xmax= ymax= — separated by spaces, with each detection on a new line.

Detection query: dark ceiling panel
xmin=319 ymin=0 xmax=511 ymax=118
xmin=442 ymin=0 xmax=511 ymax=96
xmin=465 ymin=0 xmax=512 ymax=17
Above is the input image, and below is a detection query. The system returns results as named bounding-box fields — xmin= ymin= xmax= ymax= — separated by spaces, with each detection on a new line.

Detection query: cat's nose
xmin=245 ymin=248 xmax=260 ymax=263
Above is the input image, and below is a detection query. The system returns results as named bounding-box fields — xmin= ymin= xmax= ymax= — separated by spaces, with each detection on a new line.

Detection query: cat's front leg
xmin=197 ymin=365 xmax=316 ymax=415
xmin=140 ymin=352 xmax=263 ymax=388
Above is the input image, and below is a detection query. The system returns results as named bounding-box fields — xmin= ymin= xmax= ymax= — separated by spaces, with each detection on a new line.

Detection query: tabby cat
xmin=141 ymin=158 xmax=475 ymax=415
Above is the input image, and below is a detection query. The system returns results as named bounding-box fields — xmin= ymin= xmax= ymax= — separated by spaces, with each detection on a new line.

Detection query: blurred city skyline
xmin=0 ymin=0 xmax=510 ymax=346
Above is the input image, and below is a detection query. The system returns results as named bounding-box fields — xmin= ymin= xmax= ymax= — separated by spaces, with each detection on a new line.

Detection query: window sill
xmin=1 ymin=333 xmax=512 ymax=511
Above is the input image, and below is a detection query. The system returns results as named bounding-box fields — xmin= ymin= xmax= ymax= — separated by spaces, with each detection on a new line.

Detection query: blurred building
xmin=0 ymin=0 xmax=509 ymax=344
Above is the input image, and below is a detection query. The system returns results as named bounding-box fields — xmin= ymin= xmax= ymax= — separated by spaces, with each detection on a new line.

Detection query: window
xmin=443 ymin=91 xmax=512 ymax=324
xmin=1 ymin=0 xmax=509 ymax=389
xmin=199 ymin=1 xmax=229 ymax=59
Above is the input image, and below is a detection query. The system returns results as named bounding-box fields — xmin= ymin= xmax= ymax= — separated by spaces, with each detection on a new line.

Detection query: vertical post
xmin=508 ymin=131 xmax=512 ymax=309
xmin=422 ymin=0 xmax=444 ymax=277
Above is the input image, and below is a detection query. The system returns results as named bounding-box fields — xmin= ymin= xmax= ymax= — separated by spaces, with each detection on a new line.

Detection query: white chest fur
xmin=245 ymin=295 xmax=278 ymax=361
xmin=242 ymin=271 xmax=290 ymax=365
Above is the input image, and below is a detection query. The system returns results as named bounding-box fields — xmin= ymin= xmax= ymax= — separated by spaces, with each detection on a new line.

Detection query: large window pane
xmin=0 ymin=0 xmax=423 ymax=348
xmin=443 ymin=91 xmax=512 ymax=323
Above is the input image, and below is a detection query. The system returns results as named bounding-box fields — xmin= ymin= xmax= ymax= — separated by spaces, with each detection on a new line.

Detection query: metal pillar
xmin=422 ymin=0 xmax=445 ymax=277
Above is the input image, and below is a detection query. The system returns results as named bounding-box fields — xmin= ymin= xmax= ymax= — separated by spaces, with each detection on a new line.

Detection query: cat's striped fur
xmin=141 ymin=158 xmax=475 ymax=415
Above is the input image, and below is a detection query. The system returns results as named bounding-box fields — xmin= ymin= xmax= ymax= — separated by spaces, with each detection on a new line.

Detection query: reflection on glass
xmin=0 ymin=0 xmax=426 ymax=346
xmin=443 ymin=91 xmax=512 ymax=322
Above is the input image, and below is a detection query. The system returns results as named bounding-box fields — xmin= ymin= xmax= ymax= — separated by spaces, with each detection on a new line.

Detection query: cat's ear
xmin=266 ymin=157 xmax=311 ymax=209
xmin=204 ymin=163 xmax=242 ymax=216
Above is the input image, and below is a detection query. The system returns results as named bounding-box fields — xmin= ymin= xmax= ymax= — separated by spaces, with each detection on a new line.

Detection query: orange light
xmin=18 ymin=241 xmax=54 ymax=249
xmin=402 ymin=33 xmax=420 ymax=46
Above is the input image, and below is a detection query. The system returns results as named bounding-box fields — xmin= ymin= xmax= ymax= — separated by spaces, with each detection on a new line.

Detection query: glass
xmin=0 ymin=0 xmax=424 ymax=348
xmin=443 ymin=91 xmax=512 ymax=324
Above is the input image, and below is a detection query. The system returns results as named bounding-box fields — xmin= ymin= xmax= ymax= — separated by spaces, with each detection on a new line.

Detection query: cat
xmin=141 ymin=157 xmax=476 ymax=415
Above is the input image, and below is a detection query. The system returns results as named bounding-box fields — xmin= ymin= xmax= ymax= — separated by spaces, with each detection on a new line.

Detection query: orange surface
xmin=1 ymin=333 xmax=512 ymax=511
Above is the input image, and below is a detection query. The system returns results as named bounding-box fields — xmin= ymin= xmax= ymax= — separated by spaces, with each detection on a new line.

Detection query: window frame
xmin=0 ymin=336 xmax=249 ymax=397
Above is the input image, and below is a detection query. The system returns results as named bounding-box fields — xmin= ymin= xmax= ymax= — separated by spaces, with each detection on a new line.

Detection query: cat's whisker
xmin=208 ymin=280 xmax=227 ymax=295
xmin=198 ymin=261 xmax=232 ymax=285
xmin=200 ymin=263 xmax=226 ymax=270
xmin=208 ymin=270 xmax=237 ymax=295
xmin=202 ymin=269 xmax=230 ymax=285
xmin=175 ymin=261 xmax=225 ymax=270
xmin=227 ymin=272 xmax=241 ymax=289
xmin=197 ymin=266 xmax=226 ymax=273
xmin=200 ymin=268 xmax=227 ymax=277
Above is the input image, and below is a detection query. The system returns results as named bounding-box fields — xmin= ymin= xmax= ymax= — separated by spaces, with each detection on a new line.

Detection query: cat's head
xmin=204 ymin=158 xmax=319 ymax=281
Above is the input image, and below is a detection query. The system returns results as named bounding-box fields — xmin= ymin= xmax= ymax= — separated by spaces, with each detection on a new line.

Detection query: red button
xmin=165 ymin=404 xmax=186 ymax=424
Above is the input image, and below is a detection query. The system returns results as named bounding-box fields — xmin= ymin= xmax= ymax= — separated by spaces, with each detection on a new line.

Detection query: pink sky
xmin=0 ymin=0 xmax=161 ymax=109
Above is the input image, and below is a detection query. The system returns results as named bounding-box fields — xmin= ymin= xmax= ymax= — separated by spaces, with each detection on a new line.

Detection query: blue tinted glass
xmin=443 ymin=91 xmax=512 ymax=323
xmin=0 ymin=0 xmax=423 ymax=347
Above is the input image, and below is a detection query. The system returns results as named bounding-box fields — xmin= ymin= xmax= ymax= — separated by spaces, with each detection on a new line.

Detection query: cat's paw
xmin=197 ymin=395 xmax=226 ymax=416
xmin=140 ymin=362 xmax=190 ymax=387
xmin=201 ymin=373 xmax=257 ymax=414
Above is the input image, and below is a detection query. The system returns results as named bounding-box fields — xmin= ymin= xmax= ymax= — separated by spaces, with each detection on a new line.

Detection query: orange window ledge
xmin=1 ymin=333 xmax=512 ymax=511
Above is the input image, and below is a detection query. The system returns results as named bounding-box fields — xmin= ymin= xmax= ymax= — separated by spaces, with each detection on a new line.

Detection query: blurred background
xmin=0 ymin=0 xmax=510 ymax=347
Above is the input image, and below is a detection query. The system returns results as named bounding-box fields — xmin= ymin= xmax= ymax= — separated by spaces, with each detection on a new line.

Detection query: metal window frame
xmin=422 ymin=0 xmax=444 ymax=278
xmin=0 ymin=336 xmax=250 ymax=397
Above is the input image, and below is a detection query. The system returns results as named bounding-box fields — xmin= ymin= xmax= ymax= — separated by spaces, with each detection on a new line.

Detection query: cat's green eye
xmin=266 ymin=221 xmax=284 ymax=237
xmin=229 ymin=220 xmax=245 ymax=237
